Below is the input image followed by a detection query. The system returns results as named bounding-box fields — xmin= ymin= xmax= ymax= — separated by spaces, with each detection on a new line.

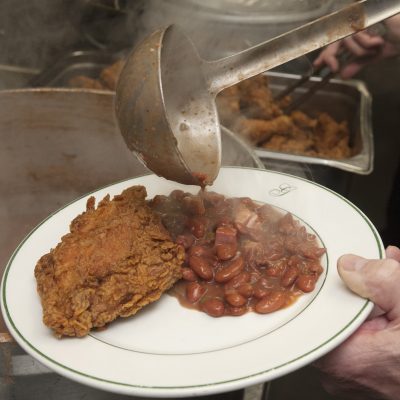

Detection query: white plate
xmin=1 ymin=167 xmax=383 ymax=398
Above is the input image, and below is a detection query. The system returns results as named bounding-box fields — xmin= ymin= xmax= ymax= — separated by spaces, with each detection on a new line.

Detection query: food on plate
xmin=217 ymin=74 xmax=352 ymax=159
xmin=150 ymin=189 xmax=325 ymax=317
xmin=34 ymin=185 xmax=184 ymax=338
xmin=34 ymin=182 xmax=325 ymax=335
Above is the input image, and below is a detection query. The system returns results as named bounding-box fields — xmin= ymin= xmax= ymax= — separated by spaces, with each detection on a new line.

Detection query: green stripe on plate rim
xmin=1 ymin=167 xmax=383 ymax=390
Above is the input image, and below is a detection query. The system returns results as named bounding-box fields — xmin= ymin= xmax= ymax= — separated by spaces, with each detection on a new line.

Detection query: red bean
xmin=186 ymin=217 xmax=207 ymax=238
xmin=257 ymin=204 xmax=279 ymax=222
xmin=150 ymin=194 xmax=168 ymax=208
xmin=278 ymin=213 xmax=297 ymax=235
xmin=266 ymin=259 xmax=287 ymax=277
xmin=265 ymin=266 xmax=283 ymax=277
xmin=285 ymin=237 xmax=300 ymax=253
xmin=183 ymin=195 xmax=206 ymax=215
xmin=216 ymin=243 xmax=237 ymax=261
xmin=253 ymin=285 xmax=269 ymax=299
xmin=176 ymin=234 xmax=194 ymax=250
xmin=296 ymin=274 xmax=317 ymax=292
xmin=237 ymin=283 xmax=254 ymax=298
xmin=224 ymin=272 xmax=250 ymax=292
xmin=215 ymin=256 xmax=244 ymax=283
xmin=307 ymin=233 xmax=316 ymax=241
xmin=314 ymin=247 xmax=326 ymax=258
xmin=249 ymin=272 xmax=261 ymax=284
xmin=186 ymin=282 xmax=206 ymax=303
xmin=189 ymin=245 xmax=209 ymax=257
xmin=265 ymin=245 xmax=285 ymax=261
xmin=189 ymin=255 xmax=213 ymax=281
xmin=201 ymin=298 xmax=225 ymax=317
xmin=281 ymin=266 xmax=299 ymax=287
xmin=169 ymin=189 xmax=186 ymax=200
xmin=225 ymin=292 xmax=247 ymax=307
xmin=304 ymin=260 xmax=323 ymax=274
xmin=255 ymin=291 xmax=287 ymax=314
xmin=227 ymin=305 xmax=248 ymax=316
xmin=257 ymin=277 xmax=270 ymax=288
xmin=182 ymin=267 xmax=198 ymax=282
xmin=302 ymin=246 xmax=326 ymax=260
xmin=215 ymin=226 xmax=238 ymax=260
xmin=215 ymin=225 xmax=237 ymax=240
xmin=288 ymin=255 xmax=301 ymax=268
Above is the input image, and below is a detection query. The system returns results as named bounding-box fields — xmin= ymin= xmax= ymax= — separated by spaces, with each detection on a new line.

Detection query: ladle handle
xmin=205 ymin=0 xmax=400 ymax=95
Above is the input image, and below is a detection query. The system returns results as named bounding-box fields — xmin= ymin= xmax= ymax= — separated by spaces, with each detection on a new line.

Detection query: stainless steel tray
xmin=254 ymin=71 xmax=373 ymax=175
xmin=30 ymin=55 xmax=372 ymax=176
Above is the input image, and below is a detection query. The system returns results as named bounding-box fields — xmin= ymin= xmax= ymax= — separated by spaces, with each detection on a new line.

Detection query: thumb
xmin=338 ymin=254 xmax=400 ymax=321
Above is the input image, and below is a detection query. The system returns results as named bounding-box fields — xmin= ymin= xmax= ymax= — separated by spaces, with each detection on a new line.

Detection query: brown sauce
xmin=149 ymin=190 xmax=325 ymax=317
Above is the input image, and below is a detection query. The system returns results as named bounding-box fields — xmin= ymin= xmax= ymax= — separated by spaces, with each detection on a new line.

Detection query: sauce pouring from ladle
xmin=115 ymin=0 xmax=400 ymax=187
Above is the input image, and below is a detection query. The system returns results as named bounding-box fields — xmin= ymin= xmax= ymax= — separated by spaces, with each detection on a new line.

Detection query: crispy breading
xmin=217 ymin=75 xmax=353 ymax=159
xmin=99 ymin=59 xmax=125 ymax=90
xmin=34 ymin=186 xmax=184 ymax=338
xmin=236 ymin=115 xmax=294 ymax=145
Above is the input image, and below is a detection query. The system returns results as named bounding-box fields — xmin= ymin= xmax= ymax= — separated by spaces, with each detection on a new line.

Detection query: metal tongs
xmin=115 ymin=0 xmax=400 ymax=187
xmin=275 ymin=50 xmax=354 ymax=113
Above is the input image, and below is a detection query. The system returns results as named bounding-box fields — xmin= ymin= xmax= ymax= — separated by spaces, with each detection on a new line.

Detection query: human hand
xmin=315 ymin=246 xmax=400 ymax=400
xmin=314 ymin=15 xmax=400 ymax=79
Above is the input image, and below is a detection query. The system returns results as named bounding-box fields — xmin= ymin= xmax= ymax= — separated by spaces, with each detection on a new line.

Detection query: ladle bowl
xmin=115 ymin=26 xmax=220 ymax=186
xmin=115 ymin=0 xmax=400 ymax=186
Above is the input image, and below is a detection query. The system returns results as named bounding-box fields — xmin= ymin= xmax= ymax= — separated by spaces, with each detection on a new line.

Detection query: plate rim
xmin=1 ymin=167 xmax=383 ymax=395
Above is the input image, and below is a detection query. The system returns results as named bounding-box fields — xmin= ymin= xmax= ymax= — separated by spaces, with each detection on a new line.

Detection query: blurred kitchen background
xmin=1 ymin=0 xmax=400 ymax=399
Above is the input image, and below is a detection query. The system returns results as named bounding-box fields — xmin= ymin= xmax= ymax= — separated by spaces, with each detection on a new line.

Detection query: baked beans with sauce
xmin=149 ymin=190 xmax=325 ymax=317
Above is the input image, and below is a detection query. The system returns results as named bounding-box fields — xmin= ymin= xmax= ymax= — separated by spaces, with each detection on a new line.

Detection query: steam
xmin=125 ymin=0 xmax=266 ymax=60
xmin=0 ymin=0 xmax=82 ymax=69
xmin=125 ymin=0 xmax=340 ymax=61
xmin=0 ymin=0 xmax=343 ymax=87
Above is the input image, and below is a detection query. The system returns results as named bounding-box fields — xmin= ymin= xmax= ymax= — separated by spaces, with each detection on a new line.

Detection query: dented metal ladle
xmin=115 ymin=0 xmax=400 ymax=186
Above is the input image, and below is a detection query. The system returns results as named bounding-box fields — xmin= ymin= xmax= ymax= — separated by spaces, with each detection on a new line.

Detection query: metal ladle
xmin=115 ymin=0 xmax=400 ymax=186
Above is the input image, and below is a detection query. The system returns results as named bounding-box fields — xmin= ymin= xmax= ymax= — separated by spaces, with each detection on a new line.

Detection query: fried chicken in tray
xmin=34 ymin=186 xmax=184 ymax=338
xmin=217 ymin=74 xmax=353 ymax=159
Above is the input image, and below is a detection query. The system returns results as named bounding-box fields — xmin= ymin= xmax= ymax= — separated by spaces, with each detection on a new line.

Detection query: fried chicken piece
xmin=237 ymin=115 xmax=294 ymax=145
xmin=68 ymin=59 xmax=124 ymax=91
xmin=34 ymin=186 xmax=184 ymax=338
xmin=99 ymin=59 xmax=125 ymax=90
xmin=290 ymin=110 xmax=317 ymax=130
xmin=315 ymin=113 xmax=352 ymax=157
xmin=216 ymin=73 xmax=353 ymax=159
xmin=263 ymin=133 xmax=314 ymax=154
xmin=236 ymin=75 xmax=283 ymax=120
xmin=68 ymin=75 xmax=106 ymax=90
